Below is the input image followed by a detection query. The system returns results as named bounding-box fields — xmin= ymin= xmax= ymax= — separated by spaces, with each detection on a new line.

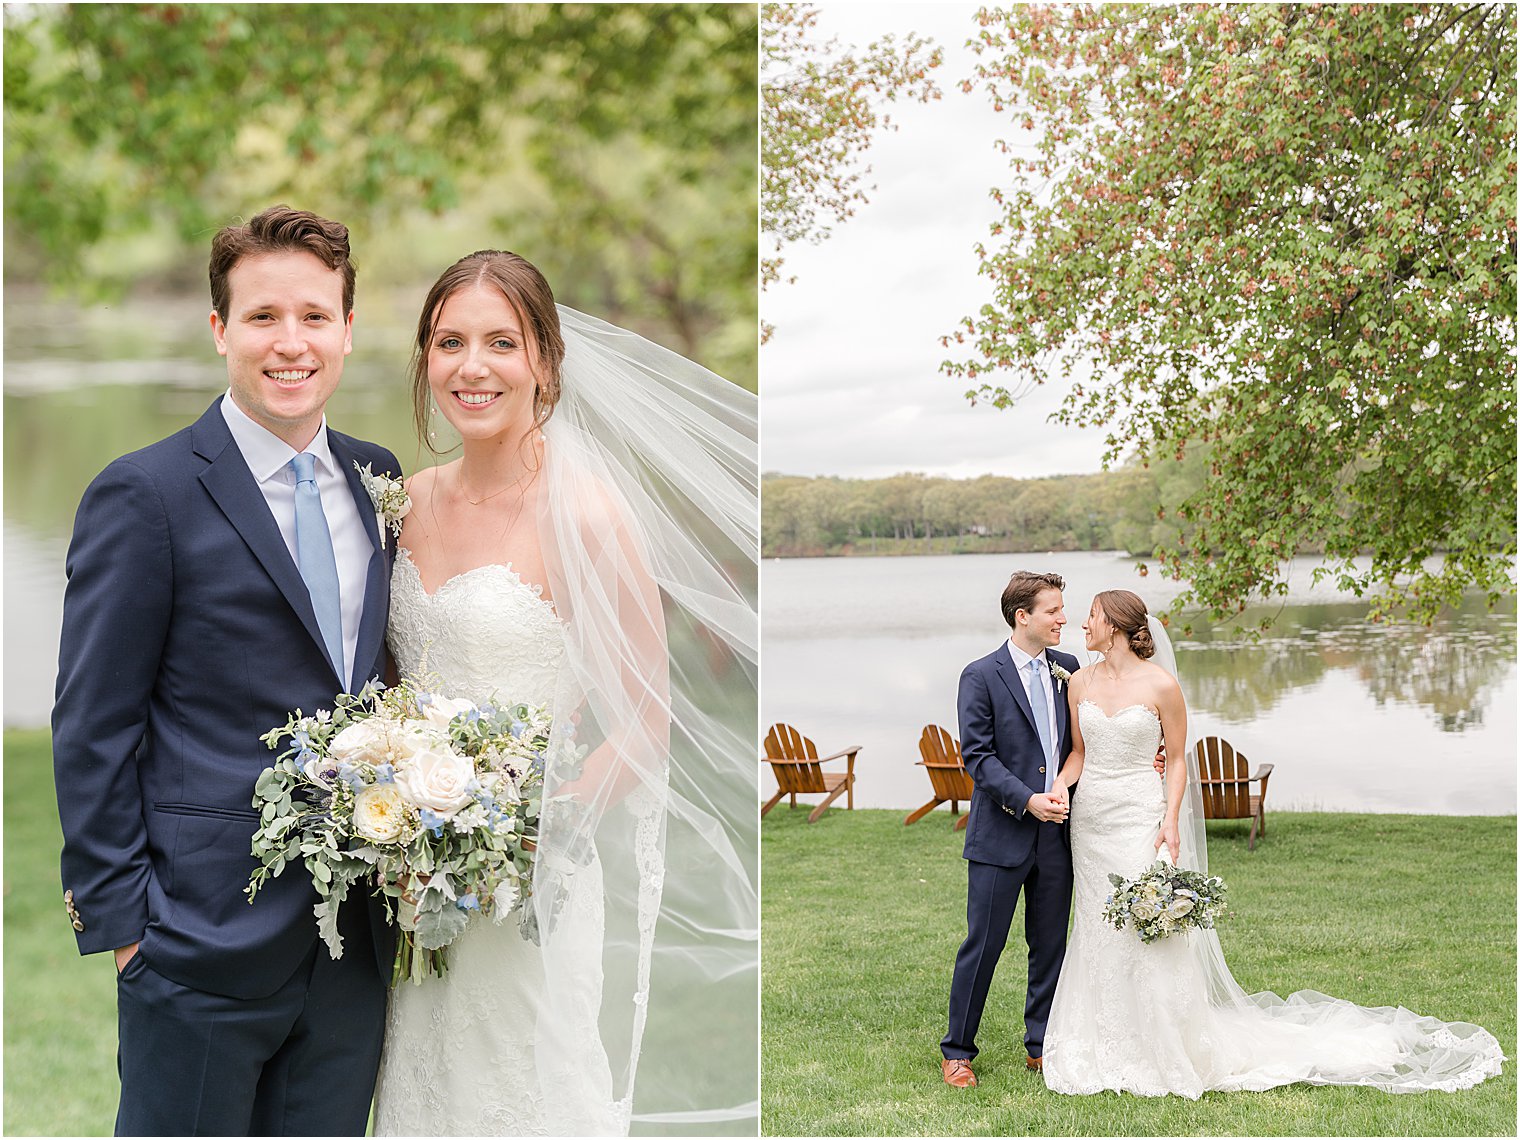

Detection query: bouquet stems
xmin=392 ymin=930 xmax=449 ymax=986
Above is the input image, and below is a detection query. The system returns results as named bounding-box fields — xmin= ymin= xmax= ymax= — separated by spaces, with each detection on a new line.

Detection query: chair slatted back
xmin=918 ymin=725 xmax=975 ymax=802
xmin=1195 ymin=736 xmax=1251 ymax=819
xmin=764 ymin=723 xmax=826 ymax=794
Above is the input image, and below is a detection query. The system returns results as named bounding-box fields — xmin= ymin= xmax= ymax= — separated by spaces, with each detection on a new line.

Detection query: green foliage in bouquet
xmin=1104 ymin=859 xmax=1230 ymax=944
xmin=247 ymin=678 xmax=555 ymax=983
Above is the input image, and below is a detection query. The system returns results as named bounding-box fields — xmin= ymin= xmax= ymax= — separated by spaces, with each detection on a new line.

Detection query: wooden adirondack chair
xmin=760 ymin=723 xmax=860 ymax=823
xmin=905 ymin=724 xmax=977 ymax=830
xmin=1193 ymin=736 xmax=1274 ymax=850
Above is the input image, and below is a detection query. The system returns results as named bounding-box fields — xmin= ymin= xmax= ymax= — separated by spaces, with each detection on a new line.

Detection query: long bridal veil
xmin=1145 ymin=614 xmax=1503 ymax=1093
xmin=533 ymin=307 xmax=757 ymax=1131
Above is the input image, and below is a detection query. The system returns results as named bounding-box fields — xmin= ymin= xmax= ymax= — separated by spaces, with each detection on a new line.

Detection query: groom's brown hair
xmin=1001 ymin=570 xmax=1065 ymax=628
xmin=209 ymin=205 xmax=356 ymax=321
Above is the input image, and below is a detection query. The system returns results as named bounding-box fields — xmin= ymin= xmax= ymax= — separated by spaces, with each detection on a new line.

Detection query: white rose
xmin=1131 ymin=900 xmax=1161 ymax=922
xmin=329 ymin=719 xmax=391 ymax=764
xmin=352 ymin=783 xmax=408 ymax=843
xmin=394 ymin=744 xmax=476 ymax=816
xmin=392 ymin=723 xmax=449 ymax=761
xmin=1167 ymin=897 xmax=1195 ymax=918
xmin=422 ymin=695 xmax=478 ymax=732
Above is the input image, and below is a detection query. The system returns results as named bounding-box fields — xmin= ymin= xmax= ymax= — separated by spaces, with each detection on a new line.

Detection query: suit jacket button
xmin=64 ymin=888 xmax=85 ymax=932
xmin=1039 ymin=766 xmax=1046 ymax=773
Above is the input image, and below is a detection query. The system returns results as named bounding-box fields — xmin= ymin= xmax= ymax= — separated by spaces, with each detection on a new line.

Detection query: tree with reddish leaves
xmin=943 ymin=3 xmax=1516 ymax=628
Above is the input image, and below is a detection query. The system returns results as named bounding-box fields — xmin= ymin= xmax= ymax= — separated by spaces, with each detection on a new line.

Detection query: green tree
xmin=760 ymin=3 xmax=941 ymax=341
xmin=4 ymin=3 xmax=757 ymax=383
xmin=943 ymin=3 xmax=1516 ymax=625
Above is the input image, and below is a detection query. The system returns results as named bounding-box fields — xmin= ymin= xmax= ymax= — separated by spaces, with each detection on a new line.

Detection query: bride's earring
xmin=428 ymin=401 xmax=441 ymax=447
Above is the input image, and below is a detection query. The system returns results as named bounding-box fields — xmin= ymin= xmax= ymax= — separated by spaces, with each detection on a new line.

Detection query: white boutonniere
xmin=1049 ymin=662 xmax=1072 ymax=691
xmin=354 ymin=462 xmax=410 ymax=548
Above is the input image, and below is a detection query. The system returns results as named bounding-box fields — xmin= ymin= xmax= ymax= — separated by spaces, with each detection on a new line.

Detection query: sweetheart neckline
xmin=1078 ymin=699 xmax=1160 ymax=725
xmin=396 ymin=547 xmax=559 ymax=619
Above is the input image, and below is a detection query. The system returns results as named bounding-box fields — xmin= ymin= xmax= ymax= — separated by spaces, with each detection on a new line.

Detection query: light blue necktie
xmin=291 ymin=452 xmax=345 ymax=686
xmin=1027 ymin=657 xmax=1056 ymax=792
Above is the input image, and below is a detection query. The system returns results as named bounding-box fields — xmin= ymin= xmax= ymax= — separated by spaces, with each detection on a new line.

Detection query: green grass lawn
xmin=761 ymin=806 xmax=1516 ymax=1136
xmin=5 ymin=729 xmax=120 ymax=1135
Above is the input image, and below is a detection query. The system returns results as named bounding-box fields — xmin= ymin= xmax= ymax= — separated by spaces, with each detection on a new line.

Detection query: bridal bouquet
xmin=1103 ymin=853 xmax=1229 ymax=943
xmin=246 ymin=678 xmax=553 ymax=984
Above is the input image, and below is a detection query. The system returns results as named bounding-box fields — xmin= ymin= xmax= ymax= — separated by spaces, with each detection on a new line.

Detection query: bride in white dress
xmin=372 ymin=251 xmax=758 ymax=1134
xmin=1043 ymin=589 xmax=1504 ymax=1098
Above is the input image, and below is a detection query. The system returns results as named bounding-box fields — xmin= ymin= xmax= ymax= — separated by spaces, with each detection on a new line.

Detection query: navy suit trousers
xmin=114 ymin=902 xmax=385 ymax=1137
xmin=942 ymin=819 xmax=1073 ymax=1061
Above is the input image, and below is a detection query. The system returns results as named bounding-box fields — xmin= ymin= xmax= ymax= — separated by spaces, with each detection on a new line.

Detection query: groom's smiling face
xmin=1018 ymin=587 xmax=1066 ymax=651
xmin=211 ymin=250 xmax=353 ymax=450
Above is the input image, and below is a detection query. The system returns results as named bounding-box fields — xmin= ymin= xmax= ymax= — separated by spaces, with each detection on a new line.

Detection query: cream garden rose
xmin=353 ymin=783 xmax=409 ymax=843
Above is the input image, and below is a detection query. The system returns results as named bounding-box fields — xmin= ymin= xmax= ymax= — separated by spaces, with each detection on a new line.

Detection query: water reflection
xmin=1179 ymin=598 xmax=1514 ymax=735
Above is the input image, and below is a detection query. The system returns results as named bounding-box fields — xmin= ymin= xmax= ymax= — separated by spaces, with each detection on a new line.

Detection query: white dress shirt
xmin=220 ymin=392 xmax=371 ymax=686
xmin=1007 ymin=638 xmax=1060 ymax=762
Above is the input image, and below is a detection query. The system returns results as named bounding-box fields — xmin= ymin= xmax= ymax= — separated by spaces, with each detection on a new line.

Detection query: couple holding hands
xmin=941 ymin=571 xmax=1502 ymax=1098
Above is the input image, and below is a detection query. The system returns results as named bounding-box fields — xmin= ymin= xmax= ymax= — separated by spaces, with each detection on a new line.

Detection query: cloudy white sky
xmin=762 ymin=3 xmax=1114 ymax=480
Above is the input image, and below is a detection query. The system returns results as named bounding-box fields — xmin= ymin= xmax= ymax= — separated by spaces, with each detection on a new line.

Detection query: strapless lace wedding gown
xmin=372 ymin=550 xmax=620 ymax=1136
xmin=1044 ymin=701 xmax=1504 ymax=1098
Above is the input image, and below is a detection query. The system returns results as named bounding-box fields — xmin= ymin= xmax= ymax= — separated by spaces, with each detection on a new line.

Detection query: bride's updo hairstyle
xmin=1095 ymin=589 xmax=1156 ymax=660
xmin=412 ymin=250 xmax=567 ymax=452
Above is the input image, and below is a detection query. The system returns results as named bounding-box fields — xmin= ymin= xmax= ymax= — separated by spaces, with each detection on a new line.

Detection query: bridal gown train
xmin=373 ymin=550 xmax=620 ymax=1136
xmin=1043 ymin=701 xmax=1504 ymax=1098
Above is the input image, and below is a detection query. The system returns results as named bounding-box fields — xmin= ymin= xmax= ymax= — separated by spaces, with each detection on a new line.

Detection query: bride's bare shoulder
xmin=1143 ymin=659 xmax=1184 ymax=700
xmin=404 ymin=462 xmax=451 ymax=497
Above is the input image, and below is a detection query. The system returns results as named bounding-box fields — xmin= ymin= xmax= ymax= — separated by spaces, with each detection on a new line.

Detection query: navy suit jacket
xmin=53 ymin=397 xmax=401 ymax=999
xmin=957 ymin=642 xmax=1081 ymax=868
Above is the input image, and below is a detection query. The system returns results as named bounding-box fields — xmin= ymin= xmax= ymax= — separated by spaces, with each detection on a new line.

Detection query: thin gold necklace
xmin=458 ymin=466 xmax=530 ymax=507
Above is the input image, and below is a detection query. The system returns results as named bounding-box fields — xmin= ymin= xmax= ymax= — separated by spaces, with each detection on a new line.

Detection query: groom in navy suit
xmin=941 ymin=570 xmax=1079 ymax=1088
xmin=52 ymin=206 xmax=401 ymax=1135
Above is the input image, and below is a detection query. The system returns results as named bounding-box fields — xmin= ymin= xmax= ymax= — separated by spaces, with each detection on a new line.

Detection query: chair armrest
xmin=1250 ymin=763 xmax=1274 ymax=781
xmin=816 ymin=746 xmax=862 ymax=763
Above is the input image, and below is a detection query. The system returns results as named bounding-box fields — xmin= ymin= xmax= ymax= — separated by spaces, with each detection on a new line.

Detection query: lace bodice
xmin=387 ymin=548 xmax=565 ymax=707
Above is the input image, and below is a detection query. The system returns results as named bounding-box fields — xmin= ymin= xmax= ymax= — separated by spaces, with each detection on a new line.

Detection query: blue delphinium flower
xmin=337 ymin=761 xmax=367 ymax=789
xmin=372 ymin=763 xmax=396 ymax=784
xmin=419 ymin=807 xmax=447 ymax=837
xmin=456 ymin=893 xmax=480 ymax=911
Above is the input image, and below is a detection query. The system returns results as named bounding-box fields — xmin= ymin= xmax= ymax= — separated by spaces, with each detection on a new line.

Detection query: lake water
xmin=761 ymin=552 xmax=1517 ymax=815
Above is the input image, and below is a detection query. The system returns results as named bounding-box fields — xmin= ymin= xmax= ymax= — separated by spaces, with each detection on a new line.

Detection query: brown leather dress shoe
xmin=942 ymin=1057 xmax=977 ymax=1088
xmin=1025 ymin=1055 xmax=1043 ymax=1071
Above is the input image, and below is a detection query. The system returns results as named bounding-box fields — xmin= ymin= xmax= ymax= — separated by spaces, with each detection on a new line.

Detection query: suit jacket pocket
xmin=153 ymin=802 xmax=260 ymax=822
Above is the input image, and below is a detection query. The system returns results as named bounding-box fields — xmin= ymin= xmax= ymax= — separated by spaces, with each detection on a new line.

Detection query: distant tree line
xmin=762 ymin=458 xmax=1205 ymax=558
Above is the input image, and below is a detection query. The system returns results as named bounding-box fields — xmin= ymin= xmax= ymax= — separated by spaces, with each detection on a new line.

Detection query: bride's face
xmin=1083 ymin=600 xmax=1113 ymax=652
xmin=427 ymin=285 xmax=541 ymax=443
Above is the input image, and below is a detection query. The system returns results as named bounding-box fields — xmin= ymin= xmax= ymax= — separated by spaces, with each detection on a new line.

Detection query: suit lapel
xmin=192 ymin=401 xmax=337 ymax=682
xmin=329 ymin=430 xmax=388 ymax=694
xmin=993 ymin=643 xmax=1041 ymax=737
